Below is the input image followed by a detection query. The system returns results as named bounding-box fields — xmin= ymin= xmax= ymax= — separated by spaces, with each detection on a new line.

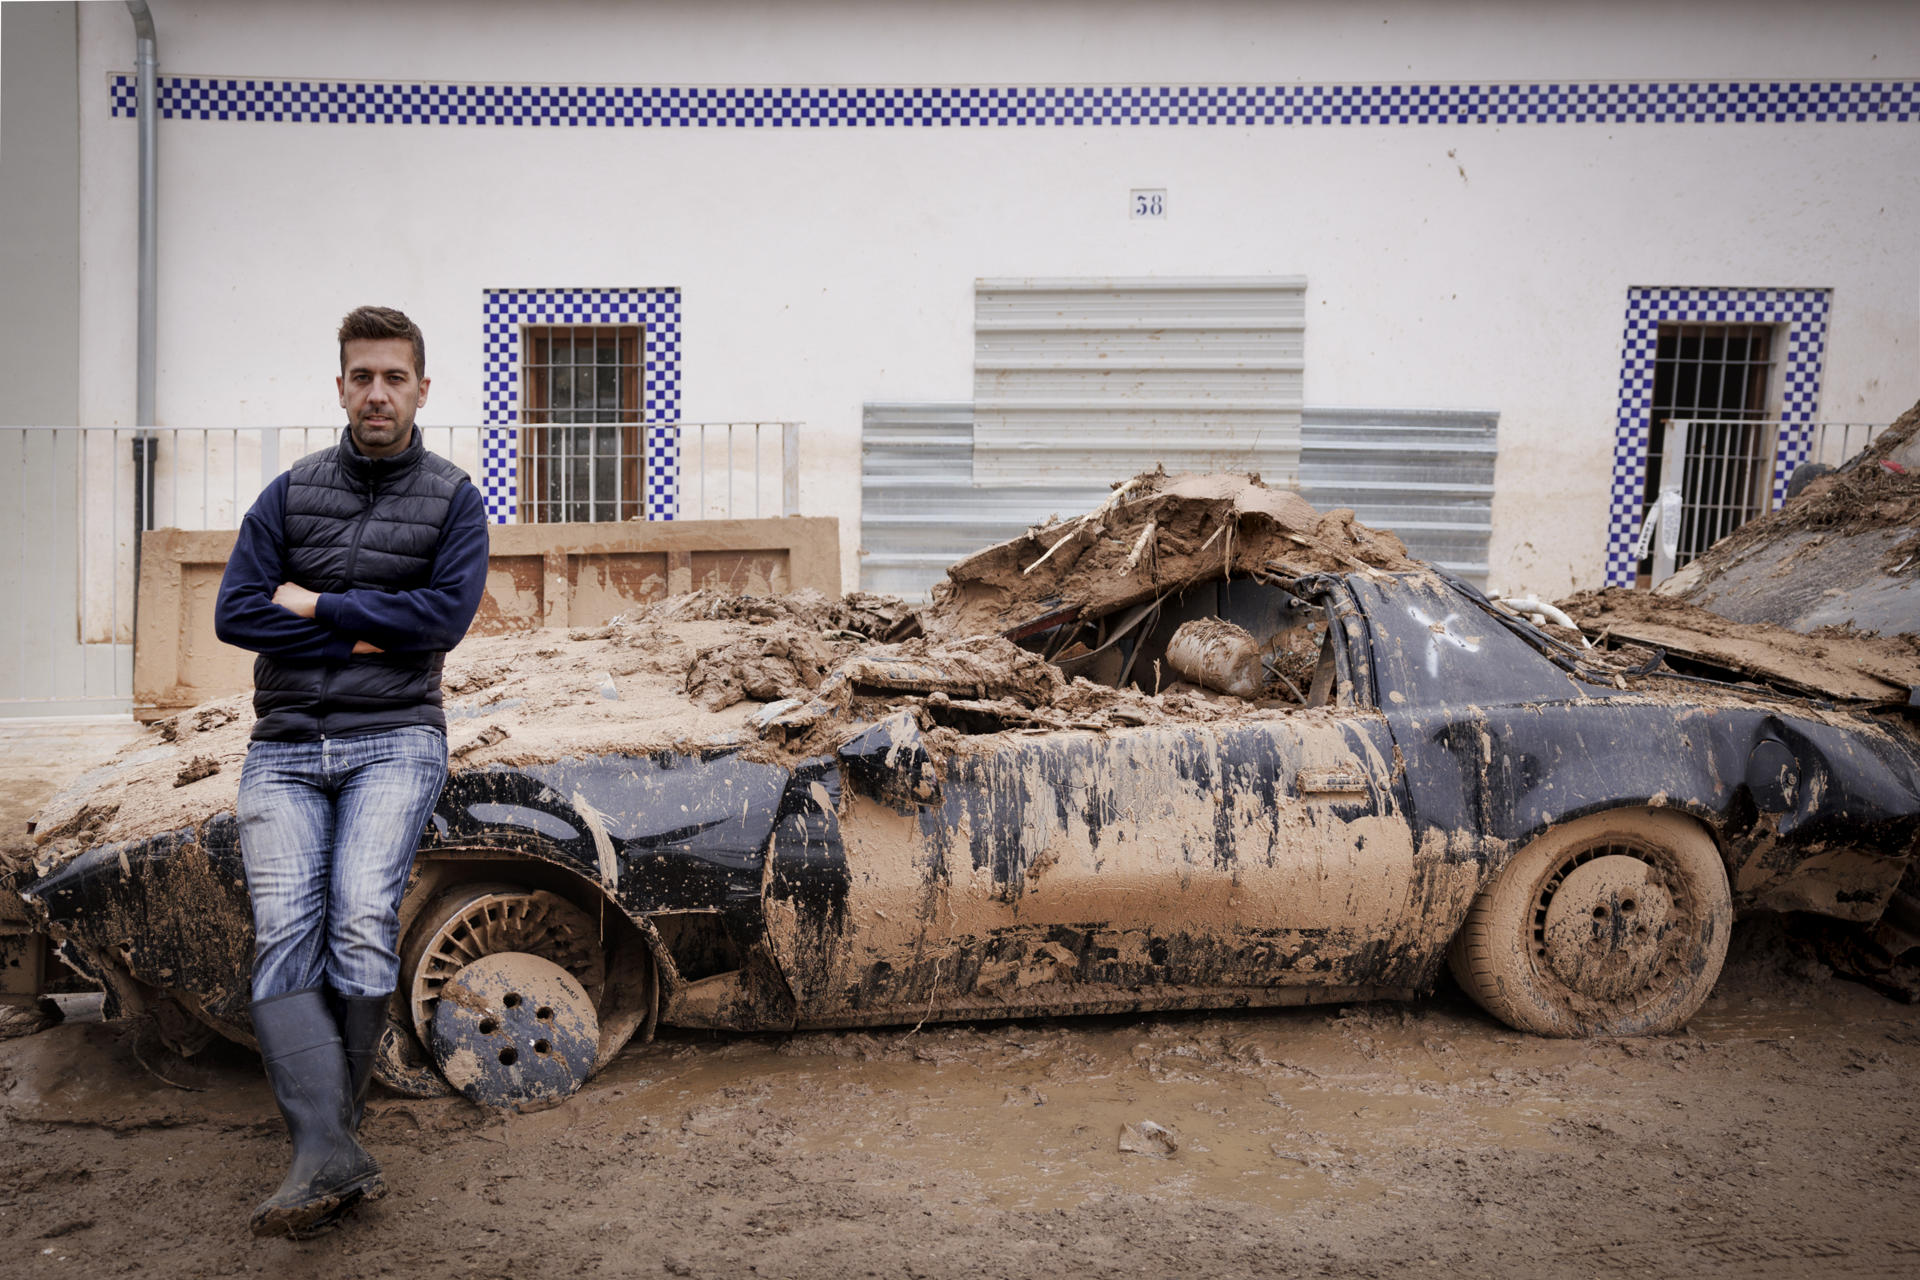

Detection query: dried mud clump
xmin=757 ymin=634 xmax=1068 ymax=738
xmin=1559 ymin=587 xmax=1920 ymax=703
xmin=171 ymin=756 xmax=221 ymax=788
xmin=686 ymin=626 xmax=841 ymax=712
xmin=192 ymin=705 xmax=241 ymax=734
xmin=450 ymin=724 xmax=508 ymax=760
xmin=648 ymin=588 xmax=912 ymax=639
xmin=919 ymin=469 xmax=1417 ymax=639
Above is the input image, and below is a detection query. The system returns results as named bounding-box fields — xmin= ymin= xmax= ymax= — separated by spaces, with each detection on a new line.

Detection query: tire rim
xmin=401 ymin=885 xmax=607 ymax=1048
xmin=428 ymin=952 xmax=600 ymax=1110
xmin=1531 ymin=839 xmax=1695 ymax=1012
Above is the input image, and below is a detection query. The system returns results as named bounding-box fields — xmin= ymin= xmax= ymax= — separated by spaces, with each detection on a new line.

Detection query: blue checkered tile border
xmin=482 ymin=289 xmax=681 ymax=524
xmin=111 ymin=75 xmax=1918 ymax=127
xmin=1604 ymin=288 xmax=1830 ymax=587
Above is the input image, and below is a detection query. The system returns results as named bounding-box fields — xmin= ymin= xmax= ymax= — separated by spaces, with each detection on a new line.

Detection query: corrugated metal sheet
xmin=973 ymin=277 xmax=1306 ymax=486
xmin=1295 ymin=407 xmax=1496 ymax=583
xmin=860 ymin=403 xmax=1109 ymax=599
xmin=860 ymin=403 xmax=1495 ymax=600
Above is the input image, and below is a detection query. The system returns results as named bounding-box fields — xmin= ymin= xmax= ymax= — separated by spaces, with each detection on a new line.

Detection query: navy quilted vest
xmin=252 ymin=427 xmax=472 ymax=740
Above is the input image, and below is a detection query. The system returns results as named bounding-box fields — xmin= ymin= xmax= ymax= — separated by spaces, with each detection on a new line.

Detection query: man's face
xmin=337 ymin=337 xmax=429 ymax=458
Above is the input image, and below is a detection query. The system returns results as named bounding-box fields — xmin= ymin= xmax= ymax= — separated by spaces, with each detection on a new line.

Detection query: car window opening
xmin=1011 ymin=571 xmax=1332 ymax=707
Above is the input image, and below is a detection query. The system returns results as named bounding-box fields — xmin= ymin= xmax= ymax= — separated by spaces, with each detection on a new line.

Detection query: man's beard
xmin=351 ymin=411 xmax=411 ymax=452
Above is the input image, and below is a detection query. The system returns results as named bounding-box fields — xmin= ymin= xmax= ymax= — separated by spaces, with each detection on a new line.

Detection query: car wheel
xmin=1449 ymin=809 xmax=1731 ymax=1037
xmin=399 ymin=882 xmax=608 ymax=1050
xmin=375 ymin=879 xmax=653 ymax=1100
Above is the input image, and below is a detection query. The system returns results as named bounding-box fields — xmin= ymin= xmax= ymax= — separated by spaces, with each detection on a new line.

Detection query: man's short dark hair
xmin=338 ymin=306 xmax=426 ymax=378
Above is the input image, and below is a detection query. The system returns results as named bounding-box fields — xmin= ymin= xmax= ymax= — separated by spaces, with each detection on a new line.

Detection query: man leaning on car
xmin=213 ymin=306 xmax=488 ymax=1238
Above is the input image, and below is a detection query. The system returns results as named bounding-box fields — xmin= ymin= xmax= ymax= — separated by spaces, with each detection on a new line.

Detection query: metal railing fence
xmin=1798 ymin=421 xmax=1887 ymax=471
xmin=681 ymin=422 xmax=802 ymax=522
xmin=0 ymin=422 xmax=801 ymax=715
xmin=1638 ymin=419 xmax=1887 ymax=580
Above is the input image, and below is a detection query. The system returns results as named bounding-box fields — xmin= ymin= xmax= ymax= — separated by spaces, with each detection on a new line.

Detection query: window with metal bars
xmin=1639 ymin=323 xmax=1780 ymax=574
xmin=518 ymin=325 xmax=644 ymax=523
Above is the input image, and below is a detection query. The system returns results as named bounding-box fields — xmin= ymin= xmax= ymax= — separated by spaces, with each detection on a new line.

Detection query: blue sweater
xmin=215 ymin=470 xmax=489 ymax=664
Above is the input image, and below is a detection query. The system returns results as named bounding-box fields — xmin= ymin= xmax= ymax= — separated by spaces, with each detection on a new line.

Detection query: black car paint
xmin=1353 ymin=575 xmax=1920 ymax=908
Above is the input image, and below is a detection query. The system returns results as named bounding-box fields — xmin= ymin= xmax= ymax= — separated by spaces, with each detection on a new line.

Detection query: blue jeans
xmin=237 ymin=726 xmax=448 ymax=1001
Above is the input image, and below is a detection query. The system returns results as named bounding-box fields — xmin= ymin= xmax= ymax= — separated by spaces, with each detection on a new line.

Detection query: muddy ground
xmin=6 ymin=730 xmax=1920 ymax=1278
xmin=4 ymin=932 xmax=1919 ymax=1279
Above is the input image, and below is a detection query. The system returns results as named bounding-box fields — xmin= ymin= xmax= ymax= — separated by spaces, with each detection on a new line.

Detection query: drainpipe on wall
xmin=127 ymin=0 xmax=158 ymax=643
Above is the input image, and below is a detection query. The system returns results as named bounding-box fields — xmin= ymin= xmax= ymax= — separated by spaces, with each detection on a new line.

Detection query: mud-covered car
xmin=10 ymin=474 xmax=1920 ymax=1105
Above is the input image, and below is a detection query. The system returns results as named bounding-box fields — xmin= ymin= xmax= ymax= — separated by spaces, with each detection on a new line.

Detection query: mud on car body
xmin=16 ymin=562 xmax=1920 ymax=1103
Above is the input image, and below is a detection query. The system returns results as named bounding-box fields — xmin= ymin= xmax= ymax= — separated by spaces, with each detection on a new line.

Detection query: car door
xmin=765 ymin=701 xmax=1455 ymax=1028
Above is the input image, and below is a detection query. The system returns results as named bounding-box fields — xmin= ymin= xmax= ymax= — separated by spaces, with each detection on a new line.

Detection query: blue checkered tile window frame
xmin=482 ymin=289 xmax=681 ymax=524
xmin=1604 ymin=287 xmax=1830 ymax=587
xmin=111 ymin=75 xmax=1917 ymax=127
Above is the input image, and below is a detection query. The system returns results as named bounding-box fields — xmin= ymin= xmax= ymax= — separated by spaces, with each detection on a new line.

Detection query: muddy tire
xmin=1449 ymin=810 xmax=1731 ymax=1037
xmin=376 ymin=875 xmax=654 ymax=1099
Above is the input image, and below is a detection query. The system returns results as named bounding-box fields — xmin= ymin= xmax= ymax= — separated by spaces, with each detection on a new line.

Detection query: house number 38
xmin=1131 ymin=189 xmax=1167 ymax=219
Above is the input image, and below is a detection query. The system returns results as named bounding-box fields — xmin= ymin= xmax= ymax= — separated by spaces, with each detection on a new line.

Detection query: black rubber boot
xmin=334 ymin=993 xmax=390 ymax=1133
xmin=249 ymin=988 xmax=385 ymax=1239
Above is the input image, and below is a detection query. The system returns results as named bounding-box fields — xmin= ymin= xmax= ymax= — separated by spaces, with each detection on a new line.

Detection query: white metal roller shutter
xmin=972 ymin=277 xmax=1306 ymax=487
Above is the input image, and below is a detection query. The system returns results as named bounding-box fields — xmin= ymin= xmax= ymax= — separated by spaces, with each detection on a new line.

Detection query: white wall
xmin=73 ymin=0 xmax=1920 ymax=595
xmin=2 ymin=2 xmax=80 ymax=427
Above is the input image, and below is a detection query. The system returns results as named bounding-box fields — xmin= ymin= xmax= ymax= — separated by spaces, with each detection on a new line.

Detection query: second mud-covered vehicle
xmin=13 ymin=475 xmax=1920 ymax=1104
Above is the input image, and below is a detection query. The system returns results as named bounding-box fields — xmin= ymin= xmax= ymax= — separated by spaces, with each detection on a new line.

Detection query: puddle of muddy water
xmin=1688 ymin=995 xmax=1869 ymax=1044
xmin=0 ymin=1018 xmax=266 ymax=1124
xmin=582 ymin=1009 xmax=1576 ymax=1215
